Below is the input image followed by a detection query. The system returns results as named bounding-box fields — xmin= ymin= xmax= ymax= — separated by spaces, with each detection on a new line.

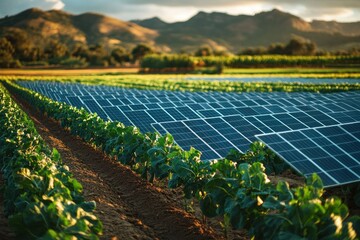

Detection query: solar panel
xmin=82 ymin=99 xmax=108 ymax=119
xmin=160 ymin=121 xmax=221 ymax=159
xmin=18 ymin=81 xmax=360 ymax=187
xmin=124 ymin=110 xmax=155 ymax=133
xmin=102 ymin=106 xmax=133 ymax=126
xmin=184 ymin=119 xmax=238 ymax=156
xmin=256 ymin=123 xmax=360 ymax=187
xmin=66 ymin=96 xmax=84 ymax=108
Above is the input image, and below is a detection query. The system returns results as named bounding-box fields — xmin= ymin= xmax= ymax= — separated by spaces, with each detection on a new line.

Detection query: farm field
xmin=0 ymin=72 xmax=360 ymax=239
xmin=1 ymin=67 xmax=360 ymax=78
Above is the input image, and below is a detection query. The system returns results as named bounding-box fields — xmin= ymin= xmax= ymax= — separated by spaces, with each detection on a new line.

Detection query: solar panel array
xmin=18 ymin=81 xmax=360 ymax=186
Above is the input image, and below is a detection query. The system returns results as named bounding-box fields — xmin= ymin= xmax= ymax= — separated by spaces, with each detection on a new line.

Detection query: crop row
xmin=3 ymin=80 xmax=360 ymax=239
xmin=0 ymin=82 xmax=102 ymax=239
xmin=141 ymin=54 xmax=360 ymax=69
xmin=4 ymin=75 xmax=360 ymax=94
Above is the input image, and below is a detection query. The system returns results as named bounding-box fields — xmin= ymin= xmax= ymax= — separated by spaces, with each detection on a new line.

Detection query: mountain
xmin=131 ymin=17 xmax=168 ymax=30
xmin=1 ymin=8 xmax=359 ymax=53
xmin=134 ymin=9 xmax=360 ymax=52
xmin=0 ymin=8 xmax=158 ymax=50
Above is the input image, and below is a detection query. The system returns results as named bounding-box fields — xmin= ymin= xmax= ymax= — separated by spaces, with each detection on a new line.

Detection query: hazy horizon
xmin=1 ymin=0 xmax=360 ymax=23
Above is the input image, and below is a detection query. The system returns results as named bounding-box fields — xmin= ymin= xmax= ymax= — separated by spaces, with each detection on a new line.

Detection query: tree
xmin=283 ymin=38 xmax=316 ymax=55
xmin=45 ymin=40 xmax=69 ymax=61
xmin=0 ymin=37 xmax=21 ymax=67
xmin=240 ymin=47 xmax=267 ymax=55
xmin=111 ymin=47 xmax=131 ymax=65
xmin=194 ymin=46 xmax=213 ymax=57
xmin=268 ymin=43 xmax=285 ymax=55
xmin=88 ymin=44 xmax=109 ymax=66
xmin=3 ymin=30 xmax=33 ymax=61
xmin=131 ymin=44 xmax=153 ymax=62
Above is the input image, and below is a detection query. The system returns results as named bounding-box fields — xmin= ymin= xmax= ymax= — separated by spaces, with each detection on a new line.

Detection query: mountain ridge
xmin=1 ymin=8 xmax=359 ymax=53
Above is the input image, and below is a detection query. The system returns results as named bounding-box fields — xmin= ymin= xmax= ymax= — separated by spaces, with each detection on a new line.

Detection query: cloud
xmin=46 ymin=0 xmax=65 ymax=10
xmin=0 ymin=0 xmax=65 ymax=16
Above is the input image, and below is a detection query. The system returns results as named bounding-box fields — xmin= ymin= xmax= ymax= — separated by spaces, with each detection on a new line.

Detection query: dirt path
xmin=10 ymin=93 xmax=221 ymax=240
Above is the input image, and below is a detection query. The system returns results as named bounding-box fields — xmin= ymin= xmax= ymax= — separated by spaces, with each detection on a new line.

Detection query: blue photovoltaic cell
xmin=223 ymin=115 xmax=262 ymax=142
xmin=145 ymin=103 xmax=161 ymax=109
xmin=129 ymin=104 xmax=147 ymax=110
xmin=125 ymin=111 xmax=155 ymax=133
xmin=251 ymin=106 xmax=272 ymax=115
xmin=198 ymin=109 xmax=222 ymax=118
xmin=96 ymin=99 xmax=112 ymax=107
xmin=345 ymin=111 xmax=360 ymax=121
xmin=217 ymin=108 xmax=239 ymax=116
xmin=102 ymin=106 xmax=132 ymax=126
xmin=160 ymin=121 xmax=220 ymax=159
xmin=327 ymin=112 xmax=355 ymax=124
xmin=341 ymin=122 xmax=360 ymax=139
xmin=159 ymin=102 xmax=176 ymax=108
xmin=184 ymin=119 xmax=236 ymax=156
xmin=209 ymin=103 xmax=223 ymax=109
xmin=235 ymin=107 xmax=258 ymax=116
xmin=265 ymin=105 xmax=287 ymax=114
xmin=273 ymin=113 xmax=308 ymax=130
xmin=218 ymin=102 xmax=234 ymax=108
xmin=66 ymin=96 xmax=84 ymax=108
xmin=147 ymin=109 xmax=174 ymax=122
xmin=205 ymin=118 xmax=251 ymax=152
xmin=152 ymin=123 xmax=167 ymax=135
xmin=176 ymin=106 xmax=201 ymax=119
xmin=306 ymin=110 xmax=339 ymax=126
xmin=82 ymin=100 xmax=108 ymax=119
xmin=290 ymin=111 xmax=323 ymax=128
xmin=245 ymin=116 xmax=273 ymax=133
xmin=164 ymin=108 xmax=187 ymax=121
xmin=255 ymin=115 xmax=291 ymax=132
xmin=118 ymin=98 xmax=133 ymax=105
xmin=108 ymin=99 xmax=123 ymax=106
xmin=241 ymin=100 xmax=258 ymax=106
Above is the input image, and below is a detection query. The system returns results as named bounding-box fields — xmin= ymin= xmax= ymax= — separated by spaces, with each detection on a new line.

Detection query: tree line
xmin=0 ymin=34 xmax=358 ymax=68
xmin=0 ymin=35 xmax=153 ymax=68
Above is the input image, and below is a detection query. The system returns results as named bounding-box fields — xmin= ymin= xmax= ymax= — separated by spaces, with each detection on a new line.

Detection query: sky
xmin=1 ymin=0 xmax=360 ymax=23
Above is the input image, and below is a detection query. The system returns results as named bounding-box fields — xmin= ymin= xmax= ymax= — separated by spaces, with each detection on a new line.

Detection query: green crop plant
xmin=0 ymin=83 xmax=102 ymax=239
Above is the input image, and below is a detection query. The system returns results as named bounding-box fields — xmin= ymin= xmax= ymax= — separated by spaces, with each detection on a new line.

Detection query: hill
xmin=134 ymin=9 xmax=360 ymax=52
xmin=0 ymin=8 xmax=158 ymax=51
xmin=1 ymin=8 xmax=359 ymax=53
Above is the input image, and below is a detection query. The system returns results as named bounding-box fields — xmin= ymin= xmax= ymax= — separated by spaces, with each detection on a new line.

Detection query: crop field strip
xmin=18 ymin=81 xmax=360 ymax=187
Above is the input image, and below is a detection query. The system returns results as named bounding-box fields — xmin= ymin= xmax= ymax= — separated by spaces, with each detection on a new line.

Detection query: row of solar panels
xmin=18 ymin=81 xmax=360 ymax=187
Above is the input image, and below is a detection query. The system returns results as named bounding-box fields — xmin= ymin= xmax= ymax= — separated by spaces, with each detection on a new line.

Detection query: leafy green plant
xmin=254 ymin=174 xmax=359 ymax=239
xmin=226 ymin=141 xmax=288 ymax=174
xmin=0 ymin=83 xmax=102 ymax=239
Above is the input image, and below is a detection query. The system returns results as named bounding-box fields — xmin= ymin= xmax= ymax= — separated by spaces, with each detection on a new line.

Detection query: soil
xmin=5 ymin=92 xmax=222 ymax=240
